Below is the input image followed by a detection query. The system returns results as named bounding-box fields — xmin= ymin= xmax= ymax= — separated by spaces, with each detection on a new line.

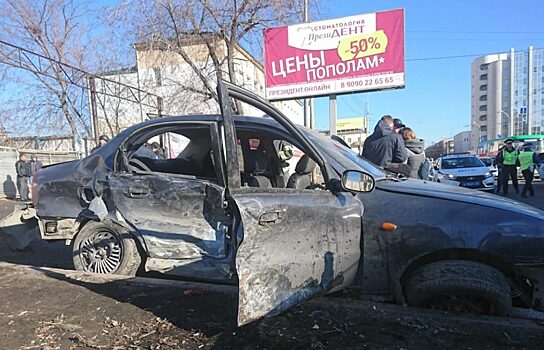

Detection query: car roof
xmin=441 ymin=153 xmax=475 ymax=159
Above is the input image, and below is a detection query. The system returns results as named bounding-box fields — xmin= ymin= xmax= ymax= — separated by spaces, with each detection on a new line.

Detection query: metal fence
xmin=0 ymin=146 xmax=81 ymax=199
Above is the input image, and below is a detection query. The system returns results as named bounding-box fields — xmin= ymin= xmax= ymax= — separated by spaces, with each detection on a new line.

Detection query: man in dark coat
xmin=30 ymin=154 xmax=43 ymax=179
xmin=361 ymin=115 xmax=407 ymax=167
xmin=15 ymin=153 xmax=31 ymax=201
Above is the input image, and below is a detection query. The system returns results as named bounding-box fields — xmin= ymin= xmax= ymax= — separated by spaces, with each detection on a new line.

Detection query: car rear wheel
xmin=405 ymin=260 xmax=511 ymax=315
xmin=72 ymin=221 xmax=142 ymax=276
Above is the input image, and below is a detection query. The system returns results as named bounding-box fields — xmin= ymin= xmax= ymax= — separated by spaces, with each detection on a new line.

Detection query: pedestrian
xmin=401 ymin=127 xmax=426 ymax=179
xmin=150 ymin=142 xmax=164 ymax=159
xmin=29 ymin=154 xmax=43 ymax=181
xmin=15 ymin=153 xmax=31 ymax=201
xmin=361 ymin=115 xmax=407 ymax=167
xmin=494 ymin=146 xmax=505 ymax=194
xmin=495 ymin=138 xmax=519 ymax=196
xmin=91 ymin=134 xmax=110 ymax=153
xmin=519 ymin=142 xmax=540 ymax=198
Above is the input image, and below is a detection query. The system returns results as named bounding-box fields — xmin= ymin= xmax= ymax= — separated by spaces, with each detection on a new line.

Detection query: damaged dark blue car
xmin=8 ymin=81 xmax=544 ymax=325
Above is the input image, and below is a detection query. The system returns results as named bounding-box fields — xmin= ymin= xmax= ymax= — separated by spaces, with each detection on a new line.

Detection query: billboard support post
xmin=303 ymin=0 xmax=310 ymax=128
xmin=329 ymin=94 xmax=337 ymax=136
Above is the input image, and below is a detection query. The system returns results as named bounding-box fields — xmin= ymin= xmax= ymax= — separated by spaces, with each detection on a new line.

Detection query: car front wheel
xmin=72 ymin=221 xmax=142 ymax=276
xmin=405 ymin=260 xmax=511 ymax=315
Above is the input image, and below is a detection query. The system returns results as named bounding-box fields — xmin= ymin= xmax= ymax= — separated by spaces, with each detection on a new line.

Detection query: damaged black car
xmin=6 ymin=81 xmax=544 ymax=325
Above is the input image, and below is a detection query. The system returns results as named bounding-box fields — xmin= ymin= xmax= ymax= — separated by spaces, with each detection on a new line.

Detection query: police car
xmin=434 ymin=153 xmax=495 ymax=191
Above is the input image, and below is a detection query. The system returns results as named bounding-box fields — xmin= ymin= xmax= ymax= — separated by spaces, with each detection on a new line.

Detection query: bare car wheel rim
xmin=79 ymin=230 xmax=123 ymax=274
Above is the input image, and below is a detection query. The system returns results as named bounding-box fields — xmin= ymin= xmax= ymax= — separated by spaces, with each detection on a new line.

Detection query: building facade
xmin=93 ymin=35 xmax=303 ymax=139
xmin=453 ymin=130 xmax=471 ymax=154
xmin=471 ymin=46 xmax=544 ymax=151
xmin=425 ymin=138 xmax=454 ymax=160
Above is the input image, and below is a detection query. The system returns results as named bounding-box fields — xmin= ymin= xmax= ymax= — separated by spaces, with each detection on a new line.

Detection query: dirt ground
xmin=1 ymin=263 xmax=543 ymax=350
xmin=2 ymin=182 xmax=544 ymax=349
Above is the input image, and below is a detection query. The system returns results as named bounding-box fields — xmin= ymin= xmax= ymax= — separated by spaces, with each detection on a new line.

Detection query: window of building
xmin=479 ymin=84 xmax=487 ymax=91
xmin=479 ymin=74 xmax=488 ymax=81
xmin=479 ymin=105 xmax=487 ymax=111
xmin=480 ymin=126 xmax=487 ymax=132
xmin=480 ymin=64 xmax=489 ymax=71
xmin=479 ymin=115 xmax=487 ymax=121
xmin=479 ymin=95 xmax=487 ymax=102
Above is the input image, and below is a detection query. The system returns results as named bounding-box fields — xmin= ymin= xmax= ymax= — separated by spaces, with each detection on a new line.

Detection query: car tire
xmin=72 ymin=221 xmax=142 ymax=276
xmin=405 ymin=260 xmax=511 ymax=315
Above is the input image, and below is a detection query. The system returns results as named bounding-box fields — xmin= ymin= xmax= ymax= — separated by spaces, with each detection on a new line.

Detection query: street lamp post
xmin=498 ymin=109 xmax=511 ymax=137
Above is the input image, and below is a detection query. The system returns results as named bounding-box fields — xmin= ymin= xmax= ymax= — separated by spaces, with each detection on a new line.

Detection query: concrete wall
xmin=0 ymin=147 xmax=81 ymax=199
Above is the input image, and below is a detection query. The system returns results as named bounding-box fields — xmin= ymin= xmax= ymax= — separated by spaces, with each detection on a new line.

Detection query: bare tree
xmin=111 ymin=0 xmax=311 ymax=114
xmin=0 ymin=0 xmax=93 ymax=145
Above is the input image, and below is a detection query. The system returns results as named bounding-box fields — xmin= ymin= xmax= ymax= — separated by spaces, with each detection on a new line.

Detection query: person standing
xmin=495 ymin=138 xmax=519 ymax=196
xmin=361 ymin=115 xmax=407 ymax=167
xmin=91 ymin=134 xmax=110 ymax=153
xmin=150 ymin=142 xmax=164 ymax=159
xmin=493 ymin=146 xmax=505 ymax=194
xmin=29 ymin=154 xmax=43 ymax=181
xmin=518 ymin=143 xmax=539 ymax=198
xmin=15 ymin=153 xmax=31 ymax=201
xmin=401 ymin=127 xmax=426 ymax=179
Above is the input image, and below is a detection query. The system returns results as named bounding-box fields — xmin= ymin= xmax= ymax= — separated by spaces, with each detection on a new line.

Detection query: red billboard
xmin=264 ymin=9 xmax=405 ymax=100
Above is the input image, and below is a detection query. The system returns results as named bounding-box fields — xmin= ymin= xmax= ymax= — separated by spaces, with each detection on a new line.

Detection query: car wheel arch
xmin=394 ymin=248 xmax=517 ymax=304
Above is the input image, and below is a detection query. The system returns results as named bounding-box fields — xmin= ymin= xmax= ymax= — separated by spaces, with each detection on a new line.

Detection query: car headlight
xmin=446 ymin=173 xmax=457 ymax=179
xmin=484 ymin=172 xmax=492 ymax=178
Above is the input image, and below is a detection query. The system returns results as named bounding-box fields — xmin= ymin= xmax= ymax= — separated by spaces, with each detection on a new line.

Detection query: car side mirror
xmin=341 ymin=170 xmax=375 ymax=193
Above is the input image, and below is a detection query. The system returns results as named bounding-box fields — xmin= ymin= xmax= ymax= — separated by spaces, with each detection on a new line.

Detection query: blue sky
xmin=313 ymin=0 xmax=544 ymax=145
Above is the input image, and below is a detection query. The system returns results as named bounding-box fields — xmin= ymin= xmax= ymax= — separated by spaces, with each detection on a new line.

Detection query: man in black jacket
xmin=15 ymin=153 xmax=31 ymax=201
xmin=361 ymin=115 xmax=407 ymax=167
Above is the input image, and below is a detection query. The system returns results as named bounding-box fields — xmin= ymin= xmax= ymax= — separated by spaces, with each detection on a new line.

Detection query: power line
xmin=407 ymin=53 xmax=489 ymax=61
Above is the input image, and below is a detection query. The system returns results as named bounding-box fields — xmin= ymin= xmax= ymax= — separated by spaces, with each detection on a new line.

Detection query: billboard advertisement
xmin=264 ymin=9 xmax=405 ymax=100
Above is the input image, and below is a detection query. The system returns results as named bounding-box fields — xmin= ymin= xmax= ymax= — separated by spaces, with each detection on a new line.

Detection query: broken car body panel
xmin=231 ymin=189 xmax=362 ymax=325
xmin=218 ymin=81 xmax=363 ymax=325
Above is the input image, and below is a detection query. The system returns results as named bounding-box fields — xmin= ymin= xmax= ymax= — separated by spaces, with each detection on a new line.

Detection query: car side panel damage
xmin=231 ymin=189 xmax=362 ymax=326
xmin=108 ymin=173 xmax=231 ymax=261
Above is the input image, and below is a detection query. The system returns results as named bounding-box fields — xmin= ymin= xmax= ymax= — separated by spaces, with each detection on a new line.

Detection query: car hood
xmin=375 ymin=178 xmax=544 ymax=220
xmin=439 ymin=167 xmax=490 ymax=176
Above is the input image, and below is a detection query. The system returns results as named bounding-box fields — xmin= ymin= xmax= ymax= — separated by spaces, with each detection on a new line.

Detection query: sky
xmin=312 ymin=0 xmax=544 ymax=145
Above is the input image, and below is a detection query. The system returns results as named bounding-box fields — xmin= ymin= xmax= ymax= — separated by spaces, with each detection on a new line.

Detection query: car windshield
xmin=301 ymin=128 xmax=387 ymax=179
xmin=441 ymin=156 xmax=485 ymax=169
xmin=480 ymin=158 xmax=493 ymax=166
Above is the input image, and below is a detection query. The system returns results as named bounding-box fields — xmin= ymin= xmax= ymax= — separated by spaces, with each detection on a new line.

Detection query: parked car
xmin=434 ymin=153 xmax=495 ymax=191
xmin=479 ymin=156 xmax=497 ymax=177
xmin=5 ymin=82 xmax=544 ymax=325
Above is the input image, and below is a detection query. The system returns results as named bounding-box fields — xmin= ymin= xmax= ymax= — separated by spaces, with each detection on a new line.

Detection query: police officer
xmin=495 ymin=138 xmax=519 ymax=196
xmin=519 ymin=142 xmax=540 ymax=198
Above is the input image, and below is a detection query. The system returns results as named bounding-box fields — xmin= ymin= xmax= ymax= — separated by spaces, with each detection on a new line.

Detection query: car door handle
xmin=258 ymin=211 xmax=283 ymax=226
xmin=126 ymin=186 xmax=149 ymax=198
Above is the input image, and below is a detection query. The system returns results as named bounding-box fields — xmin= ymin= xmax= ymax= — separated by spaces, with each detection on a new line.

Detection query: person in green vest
xmin=495 ymin=138 xmax=519 ymax=196
xmin=519 ymin=142 xmax=540 ymax=198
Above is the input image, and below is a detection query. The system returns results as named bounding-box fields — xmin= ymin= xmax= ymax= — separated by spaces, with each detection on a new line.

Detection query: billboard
xmin=264 ymin=9 xmax=405 ymax=100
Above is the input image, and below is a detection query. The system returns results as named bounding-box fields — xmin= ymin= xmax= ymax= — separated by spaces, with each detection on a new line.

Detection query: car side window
xmin=123 ymin=125 xmax=218 ymax=181
xmin=235 ymin=129 xmax=324 ymax=190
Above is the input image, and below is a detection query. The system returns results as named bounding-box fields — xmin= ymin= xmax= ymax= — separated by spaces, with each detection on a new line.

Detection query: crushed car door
xmin=108 ymin=122 xmax=232 ymax=279
xmin=217 ymin=81 xmax=363 ymax=325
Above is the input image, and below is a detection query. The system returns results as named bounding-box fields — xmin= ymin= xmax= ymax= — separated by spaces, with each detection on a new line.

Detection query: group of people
xmin=494 ymin=138 xmax=540 ymax=197
xmin=14 ymin=153 xmax=43 ymax=201
xmin=362 ymin=115 xmax=429 ymax=179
